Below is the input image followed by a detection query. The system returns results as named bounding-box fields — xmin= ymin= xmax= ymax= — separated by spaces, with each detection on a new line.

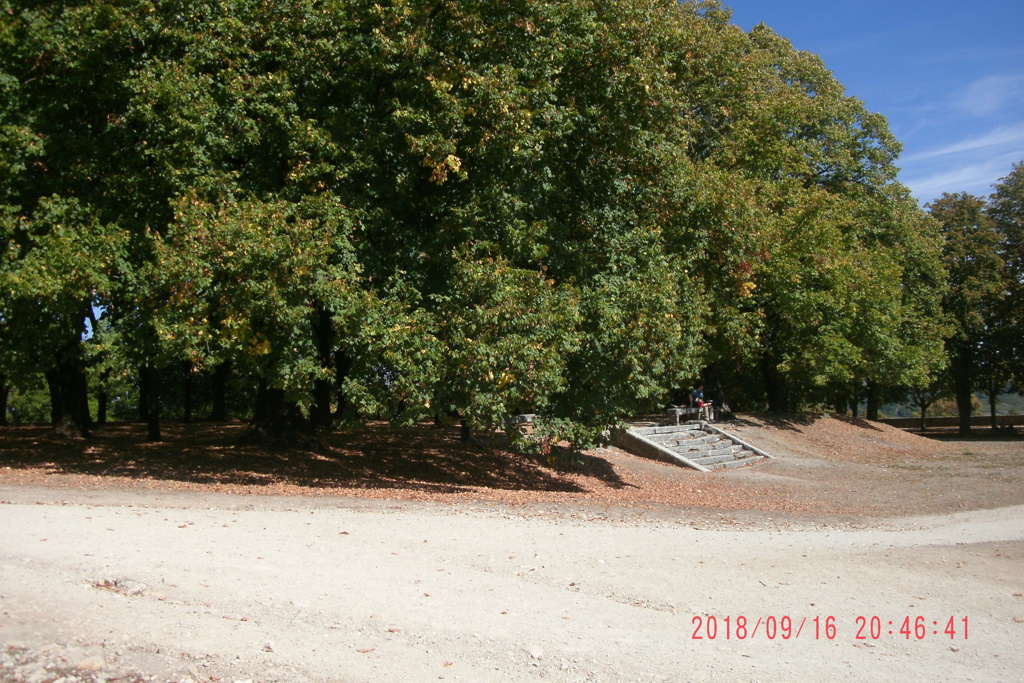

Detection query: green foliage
xmin=151 ymin=194 xmax=360 ymax=405
xmin=929 ymin=193 xmax=1004 ymax=338
xmin=431 ymin=257 xmax=580 ymax=432
xmin=5 ymin=374 xmax=51 ymax=424
xmin=0 ymin=196 xmax=126 ymax=376
xmin=987 ymin=162 xmax=1024 ymax=385
xmin=665 ymin=12 xmax=943 ymax=409
xmin=927 ymin=190 xmax=1013 ymax=432
xmin=0 ymin=0 xmax=953 ymax=445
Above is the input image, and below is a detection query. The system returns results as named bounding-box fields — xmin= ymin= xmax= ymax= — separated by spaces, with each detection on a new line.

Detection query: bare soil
xmin=0 ymin=414 xmax=1020 ymax=522
xmin=1 ymin=414 xmax=1022 ymax=683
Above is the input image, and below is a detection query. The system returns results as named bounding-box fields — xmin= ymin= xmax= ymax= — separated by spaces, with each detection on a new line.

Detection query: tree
xmin=927 ymin=193 xmax=1006 ymax=434
xmin=670 ymin=10 xmax=944 ymax=412
xmin=151 ymin=195 xmax=361 ymax=436
xmin=0 ymin=198 xmax=126 ymax=436
xmin=322 ymin=0 xmax=711 ymax=447
xmin=0 ymin=1 xmax=144 ymax=437
xmin=907 ymin=372 xmax=952 ymax=432
xmin=987 ymin=161 xmax=1024 ymax=389
xmin=0 ymin=0 xmax=950 ymax=448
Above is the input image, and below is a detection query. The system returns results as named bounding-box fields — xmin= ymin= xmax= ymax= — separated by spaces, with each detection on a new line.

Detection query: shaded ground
xmin=0 ymin=421 xmax=625 ymax=498
xmin=0 ymin=413 xmax=1020 ymax=521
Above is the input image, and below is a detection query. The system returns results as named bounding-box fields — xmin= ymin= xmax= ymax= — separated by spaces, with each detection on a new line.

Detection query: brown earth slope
xmin=0 ymin=413 xmax=1019 ymax=523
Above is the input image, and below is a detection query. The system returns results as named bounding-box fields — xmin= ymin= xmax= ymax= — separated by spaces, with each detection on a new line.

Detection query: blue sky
xmin=723 ymin=0 xmax=1024 ymax=204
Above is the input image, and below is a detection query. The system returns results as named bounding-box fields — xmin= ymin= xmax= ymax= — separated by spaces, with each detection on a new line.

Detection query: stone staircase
xmin=612 ymin=422 xmax=772 ymax=472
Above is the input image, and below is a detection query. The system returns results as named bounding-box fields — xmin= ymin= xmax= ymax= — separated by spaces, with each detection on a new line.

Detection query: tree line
xmin=0 ymin=0 xmax=1018 ymax=448
xmin=922 ymin=168 xmax=1023 ymax=433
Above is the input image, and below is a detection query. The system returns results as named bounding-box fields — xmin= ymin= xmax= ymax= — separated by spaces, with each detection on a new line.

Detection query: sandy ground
xmin=1 ymin=415 xmax=1022 ymax=682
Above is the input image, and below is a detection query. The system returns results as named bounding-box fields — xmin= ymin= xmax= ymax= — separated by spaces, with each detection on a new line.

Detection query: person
xmin=691 ymin=383 xmax=713 ymax=421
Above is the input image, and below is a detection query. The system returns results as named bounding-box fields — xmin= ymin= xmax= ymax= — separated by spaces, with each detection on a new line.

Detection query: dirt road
xmin=2 ymin=483 xmax=1023 ymax=682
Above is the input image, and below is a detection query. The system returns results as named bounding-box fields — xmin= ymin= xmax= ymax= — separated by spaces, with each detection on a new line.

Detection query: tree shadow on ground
xmin=0 ymin=422 xmax=632 ymax=494
xmin=544 ymin=445 xmax=639 ymax=490
xmin=727 ymin=412 xmax=885 ymax=433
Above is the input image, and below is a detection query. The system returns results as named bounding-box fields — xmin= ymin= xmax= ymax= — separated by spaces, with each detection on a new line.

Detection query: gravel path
xmin=2 ymin=487 xmax=1023 ymax=682
xmin=1 ymin=416 xmax=1022 ymax=682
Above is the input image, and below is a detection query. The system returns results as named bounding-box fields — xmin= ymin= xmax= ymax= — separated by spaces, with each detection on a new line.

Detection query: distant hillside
xmin=882 ymin=391 xmax=1023 ymax=419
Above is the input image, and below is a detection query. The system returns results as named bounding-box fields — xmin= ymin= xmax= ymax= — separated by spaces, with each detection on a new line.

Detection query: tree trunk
xmin=79 ymin=367 xmax=91 ymax=431
xmin=865 ymin=382 xmax=880 ymax=421
xmin=253 ymin=379 xmax=307 ymax=437
xmin=48 ymin=368 xmax=62 ymax=425
xmin=0 ymin=375 xmax=8 ymax=427
xmin=96 ymin=368 xmax=110 ymax=425
xmin=702 ymin=363 xmax=727 ymax=416
xmin=97 ymin=387 xmax=108 ymax=425
xmin=141 ymin=363 xmax=161 ymax=441
xmin=988 ymin=385 xmax=998 ymax=430
xmin=47 ymin=357 xmax=91 ymax=438
xmin=182 ymin=361 xmax=193 ymax=423
xmin=832 ymin=392 xmax=847 ymax=416
xmin=760 ymin=354 xmax=789 ymax=412
xmin=210 ymin=361 xmax=230 ymax=421
xmin=952 ymin=345 xmax=973 ymax=436
xmin=311 ymin=308 xmax=334 ymax=429
xmin=138 ymin=365 xmax=150 ymax=423
xmin=333 ymin=351 xmax=352 ymax=418
xmin=312 ymin=377 xmax=333 ymax=428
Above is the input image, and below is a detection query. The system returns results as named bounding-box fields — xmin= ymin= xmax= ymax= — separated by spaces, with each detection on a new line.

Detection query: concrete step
xmin=660 ymin=435 xmax=721 ymax=449
xmin=673 ymin=440 xmax=738 ymax=455
xmin=616 ymin=423 xmax=772 ymax=472
xmin=631 ymin=425 xmax=703 ymax=436
xmin=691 ymin=444 xmax=745 ymax=461
xmin=707 ymin=452 xmax=766 ymax=469
xmin=691 ymin=451 xmax=747 ymax=466
xmin=645 ymin=430 xmax=706 ymax=443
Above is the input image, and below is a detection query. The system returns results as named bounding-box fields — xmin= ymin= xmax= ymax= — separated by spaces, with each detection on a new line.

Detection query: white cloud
xmin=955 ymin=74 xmax=1024 ymax=117
xmin=902 ymin=123 xmax=1024 ymax=162
xmin=896 ymin=73 xmax=1024 ymax=202
xmin=903 ymin=150 xmax=1024 ymax=202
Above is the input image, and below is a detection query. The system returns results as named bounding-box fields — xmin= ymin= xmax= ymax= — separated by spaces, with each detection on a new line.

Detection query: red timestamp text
xmin=690 ymin=615 xmax=837 ymax=640
xmin=690 ymin=615 xmax=969 ymax=640
xmin=854 ymin=615 xmax=968 ymax=640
